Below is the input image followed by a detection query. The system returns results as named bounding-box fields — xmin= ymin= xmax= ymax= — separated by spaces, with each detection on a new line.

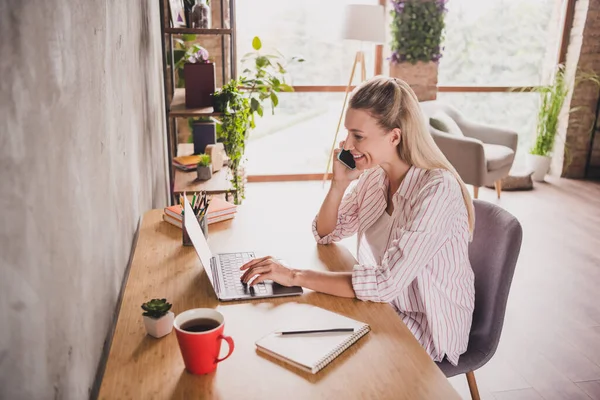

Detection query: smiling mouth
xmin=352 ymin=153 xmax=365 ymax=160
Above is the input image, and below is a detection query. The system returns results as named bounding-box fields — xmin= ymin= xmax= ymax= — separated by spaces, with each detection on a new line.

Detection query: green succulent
xmin=141 ymin=298 xmax=172 ymax=319
xmin=197 ymin=154 xmax=211 ymax=167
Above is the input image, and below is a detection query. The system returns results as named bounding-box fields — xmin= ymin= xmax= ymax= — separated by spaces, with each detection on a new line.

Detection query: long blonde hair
xmin=349 ymin=76 xmax=475 ymax=235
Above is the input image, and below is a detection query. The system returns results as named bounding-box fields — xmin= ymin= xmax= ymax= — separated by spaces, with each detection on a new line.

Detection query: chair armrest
xmin=430 ymin=128 xmax=488 ymax=187
xmin=456 ymin=119 xmax=519 ymax=152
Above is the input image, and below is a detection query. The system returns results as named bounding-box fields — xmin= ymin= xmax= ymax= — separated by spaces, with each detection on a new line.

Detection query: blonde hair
xmin=349 ymin=76 xmax=475 ymax=235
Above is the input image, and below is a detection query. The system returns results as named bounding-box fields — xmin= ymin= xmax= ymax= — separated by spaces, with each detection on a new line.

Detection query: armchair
xmin=419 ymin=101 xmax=518 ymax=199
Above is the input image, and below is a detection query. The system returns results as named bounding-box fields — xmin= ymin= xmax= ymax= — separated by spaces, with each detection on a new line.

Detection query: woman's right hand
xmin=332 ymin=141 xmax=362 ymax=188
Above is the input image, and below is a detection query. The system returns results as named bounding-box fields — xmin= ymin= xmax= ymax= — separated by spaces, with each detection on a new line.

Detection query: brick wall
xmin=557 ymin=0 xmax=600 ymax=178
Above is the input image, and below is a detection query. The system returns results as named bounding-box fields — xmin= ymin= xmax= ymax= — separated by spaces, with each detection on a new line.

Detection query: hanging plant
xmin=390 ymin=0 xmax=447 ymax=64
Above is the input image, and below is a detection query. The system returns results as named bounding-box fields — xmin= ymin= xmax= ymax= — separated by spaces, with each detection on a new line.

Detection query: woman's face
xmin=343 ymin=108 xmax=399 ymax=170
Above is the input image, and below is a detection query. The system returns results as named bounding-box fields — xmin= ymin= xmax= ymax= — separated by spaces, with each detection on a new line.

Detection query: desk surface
xmin=98 ymin=208 xmax=460 ymax=399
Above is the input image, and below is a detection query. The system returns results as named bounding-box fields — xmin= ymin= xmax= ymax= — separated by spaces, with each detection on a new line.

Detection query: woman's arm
xmin=240 ymin=256 xmax=356 ymax=298
xmin=292 ymin=269 xmax=355 ymax=298
xmin=313 ymin=145 xmax=363 ymax=242
xmin=315 ymin=182 xmax=349 ymax=238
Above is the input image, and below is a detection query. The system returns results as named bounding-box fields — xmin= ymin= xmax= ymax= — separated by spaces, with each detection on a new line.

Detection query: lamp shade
xmin=342 ymin=4 xmax=386 ymax=44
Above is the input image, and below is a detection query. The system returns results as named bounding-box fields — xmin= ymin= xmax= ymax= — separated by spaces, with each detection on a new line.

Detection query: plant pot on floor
xmin=143 ymin=311 xmax=174 ymax=338
xmin=527 ymin=154 xmax=552 ymax=182
xmin=184 ymin=62 xmax=216 ymax=108
xmin=192 ymin=120 xmax=216 ymax=154
xmin=197 ymin=164 xmax=213 ymax=181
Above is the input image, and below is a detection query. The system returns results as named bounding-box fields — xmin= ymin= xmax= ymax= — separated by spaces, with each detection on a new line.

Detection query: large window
xmin=439 ymin=0 xmax=561 ymax=86
xmin=237 ymin=0 xmax=564 ymax=176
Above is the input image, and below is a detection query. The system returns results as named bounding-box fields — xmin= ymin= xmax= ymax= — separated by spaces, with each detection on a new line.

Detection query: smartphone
xmin=337 ymin=149 xmax=356 ymax=170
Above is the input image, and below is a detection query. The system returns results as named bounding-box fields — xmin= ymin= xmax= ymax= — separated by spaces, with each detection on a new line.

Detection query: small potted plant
xmin=196 ymin=154 xmax=212 ymax=181
xmin=141 ymin=298 xmax=174 ymax=338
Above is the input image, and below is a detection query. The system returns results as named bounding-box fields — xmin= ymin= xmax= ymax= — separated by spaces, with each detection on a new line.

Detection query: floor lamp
xmin=323 ymin=4 xmax=386 ymax=183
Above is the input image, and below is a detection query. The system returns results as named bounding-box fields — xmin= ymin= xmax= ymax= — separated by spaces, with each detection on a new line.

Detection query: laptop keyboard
xmin=220 ymin=252 xmax=269 ymax=295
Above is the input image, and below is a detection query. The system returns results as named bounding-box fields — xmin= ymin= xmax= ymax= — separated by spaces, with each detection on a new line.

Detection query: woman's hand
xmin=332 ymin=141 xmax=362 ymax=188
xmin=240 ymin=256 xmax=296 ymax=287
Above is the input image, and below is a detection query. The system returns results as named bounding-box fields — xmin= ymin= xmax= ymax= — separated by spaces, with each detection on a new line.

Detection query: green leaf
xmin=250 ymin=97 xmax=260 ymax=112
xmin=279 ymin=83 xmax=294 ymax=92
xmin=255 ymin=56 xmax=269 ymax=68
xmin=173 ymin=49 xmax=186 ymax=66
xmin=182 ymin=34 xmax=197 ymax=42
xmin=270 ymin=92 xmax=278 ymax=107
xmin=252 ymin=36 xmax=262 ymax=51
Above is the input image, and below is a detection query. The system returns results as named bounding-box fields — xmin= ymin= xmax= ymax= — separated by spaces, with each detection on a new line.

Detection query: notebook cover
xmin=255 ymin=304 xmax=370 ymax=374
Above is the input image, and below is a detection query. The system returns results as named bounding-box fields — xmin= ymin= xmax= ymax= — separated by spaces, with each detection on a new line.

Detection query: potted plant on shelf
xmin=196 ymin=154 xmax=212 ymax=180
xmin=141 ymin=298 xmax=174 ymax=339
xmin=389 ymin=0 xmax=447 ymax=101
xmin=212 ymin=36 xmax=302 ymax=204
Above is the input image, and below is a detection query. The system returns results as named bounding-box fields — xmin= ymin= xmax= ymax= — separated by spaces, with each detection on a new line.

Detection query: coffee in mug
xmin=174 ymin=309 xmax=234 ymax=375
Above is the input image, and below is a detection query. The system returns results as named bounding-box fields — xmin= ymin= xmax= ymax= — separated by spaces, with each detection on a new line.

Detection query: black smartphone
xmin=337 ymin=149 xmax=356 ymax=170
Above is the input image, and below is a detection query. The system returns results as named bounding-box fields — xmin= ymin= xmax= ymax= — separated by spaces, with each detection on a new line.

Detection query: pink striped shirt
xmin=313 ymin=166 xmax=474 ymax=365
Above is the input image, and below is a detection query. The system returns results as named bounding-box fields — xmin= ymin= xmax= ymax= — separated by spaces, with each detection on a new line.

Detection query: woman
xmin=240 ymin=76 xmax=475 ymax=365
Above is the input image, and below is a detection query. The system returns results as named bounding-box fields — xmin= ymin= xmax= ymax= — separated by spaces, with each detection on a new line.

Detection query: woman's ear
xmin=390 ymin=128 xmax=402 ymax=146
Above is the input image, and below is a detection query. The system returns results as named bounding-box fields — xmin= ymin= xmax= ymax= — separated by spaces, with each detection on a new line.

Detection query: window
xmin=439 ymin=0 xmax=561 ymax=86
xmin=236 ymin=0 xmax=380 ymax=86
xmin=237 ymin=0 xmax=565 ymax=176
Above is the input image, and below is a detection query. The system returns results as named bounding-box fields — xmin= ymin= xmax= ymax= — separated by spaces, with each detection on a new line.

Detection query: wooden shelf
xmin=169 ymin=88 xmax=221 ymax=118
xmin=164 ymin=28 xmax=232 ymax=35
xmin=174 ymin=144 xmax=234 ymax=194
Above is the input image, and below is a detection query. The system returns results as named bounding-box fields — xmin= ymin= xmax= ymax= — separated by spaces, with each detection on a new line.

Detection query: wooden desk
xmin=98 ymin=209 xmax=460 ymax=399
xmin=173 ymin=143 xmax=236 ymax=200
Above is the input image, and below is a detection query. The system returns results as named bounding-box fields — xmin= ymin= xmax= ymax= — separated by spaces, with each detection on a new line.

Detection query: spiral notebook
xmin=255 ymin=304 xmax=370 ymax=374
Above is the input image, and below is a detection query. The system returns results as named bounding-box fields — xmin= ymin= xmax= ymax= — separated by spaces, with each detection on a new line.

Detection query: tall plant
xmin=530 ymin=65 xmax=569 ymax=157
xmin=390 ymin=0 xmax=447 ymax=64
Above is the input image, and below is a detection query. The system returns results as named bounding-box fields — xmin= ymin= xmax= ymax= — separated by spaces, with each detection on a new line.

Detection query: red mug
xmin=174 ymin=309 xmax=235 ymax=375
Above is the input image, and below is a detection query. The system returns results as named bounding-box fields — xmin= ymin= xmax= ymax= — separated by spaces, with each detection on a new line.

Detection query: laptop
xmin=184 ymin=195 xmax=304 ymax=301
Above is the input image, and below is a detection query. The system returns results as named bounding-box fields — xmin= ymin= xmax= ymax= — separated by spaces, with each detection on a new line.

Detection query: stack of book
xmin=173 ymin=155 xmax=202 ymax=172
xmin=162 ymin=197 xmax=237 ymax=228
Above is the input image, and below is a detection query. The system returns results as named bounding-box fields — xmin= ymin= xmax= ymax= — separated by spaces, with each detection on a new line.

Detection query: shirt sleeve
xmin=312 ymin=179 xmax=363 ymax=244
xmin=352 ymin=174 xmax=459 ymax=302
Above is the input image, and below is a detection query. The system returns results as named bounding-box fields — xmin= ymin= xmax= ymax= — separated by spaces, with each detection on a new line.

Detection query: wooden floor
xmin=242 ymin=176 xmax=600 ymax=400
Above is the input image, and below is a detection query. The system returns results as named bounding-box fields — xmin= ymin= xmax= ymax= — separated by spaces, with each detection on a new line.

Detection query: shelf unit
xmin=160 ymin=0 xmax=237 ymax=204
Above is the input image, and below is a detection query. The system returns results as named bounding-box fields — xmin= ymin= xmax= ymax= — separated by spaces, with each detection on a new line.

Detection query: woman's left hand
xmin=240 ymin=256 xmax=296 ymax=287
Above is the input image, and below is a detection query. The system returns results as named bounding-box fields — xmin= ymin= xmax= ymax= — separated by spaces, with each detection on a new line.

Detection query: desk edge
xmin=91 ymin=213 xmax=144 ymax=400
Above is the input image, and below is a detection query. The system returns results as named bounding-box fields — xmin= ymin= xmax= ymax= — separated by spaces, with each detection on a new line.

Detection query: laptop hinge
xmin=210 ymin=258 xmax=221 ymax=294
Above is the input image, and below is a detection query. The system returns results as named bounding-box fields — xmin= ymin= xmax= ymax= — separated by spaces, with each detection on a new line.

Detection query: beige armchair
xmin=419 ymin=101 xmax=518 ymax=199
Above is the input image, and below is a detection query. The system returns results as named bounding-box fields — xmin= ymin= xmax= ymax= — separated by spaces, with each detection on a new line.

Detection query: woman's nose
xmin=344 ymin=136 xmax=354 ymax=150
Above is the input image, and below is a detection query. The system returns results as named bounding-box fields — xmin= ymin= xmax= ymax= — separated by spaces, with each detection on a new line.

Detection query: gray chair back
xmin=468 ymin=200 xmax=522 ymax=360
xmin=438 ymin=200 xmax=522 ymax=376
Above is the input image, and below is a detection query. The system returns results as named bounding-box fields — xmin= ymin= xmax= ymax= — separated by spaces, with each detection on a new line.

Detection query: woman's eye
xmin=354 ymin=135 xmax=363 ymax=141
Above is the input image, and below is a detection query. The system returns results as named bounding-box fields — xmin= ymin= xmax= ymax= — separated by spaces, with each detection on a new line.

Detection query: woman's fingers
xmin=240 ymin=255 xmax=271 ymax=270
xmin=241 ymin=265 xmax=272 ymax=284
xmin=250 ymin=274 xmax=271 ymax=286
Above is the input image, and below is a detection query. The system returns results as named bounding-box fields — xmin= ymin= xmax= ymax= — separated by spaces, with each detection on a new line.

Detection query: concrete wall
xmin=0 ymin=1 xmax=168 ymax=399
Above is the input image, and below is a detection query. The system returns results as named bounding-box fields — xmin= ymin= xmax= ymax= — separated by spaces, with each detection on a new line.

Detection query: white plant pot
xmin=143 ymin=311 xmax=174 ymax=338
xmin=526 ymin=154 xmax=552 ymax=182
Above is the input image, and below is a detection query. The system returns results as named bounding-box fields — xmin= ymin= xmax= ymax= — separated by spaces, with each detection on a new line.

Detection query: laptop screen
xmin=184 ymin=195 xmax=215 ymax=288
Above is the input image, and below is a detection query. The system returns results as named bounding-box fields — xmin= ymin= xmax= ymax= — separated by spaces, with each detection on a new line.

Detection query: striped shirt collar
xmin=377 ymin=165 xmax=420 ymax=201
